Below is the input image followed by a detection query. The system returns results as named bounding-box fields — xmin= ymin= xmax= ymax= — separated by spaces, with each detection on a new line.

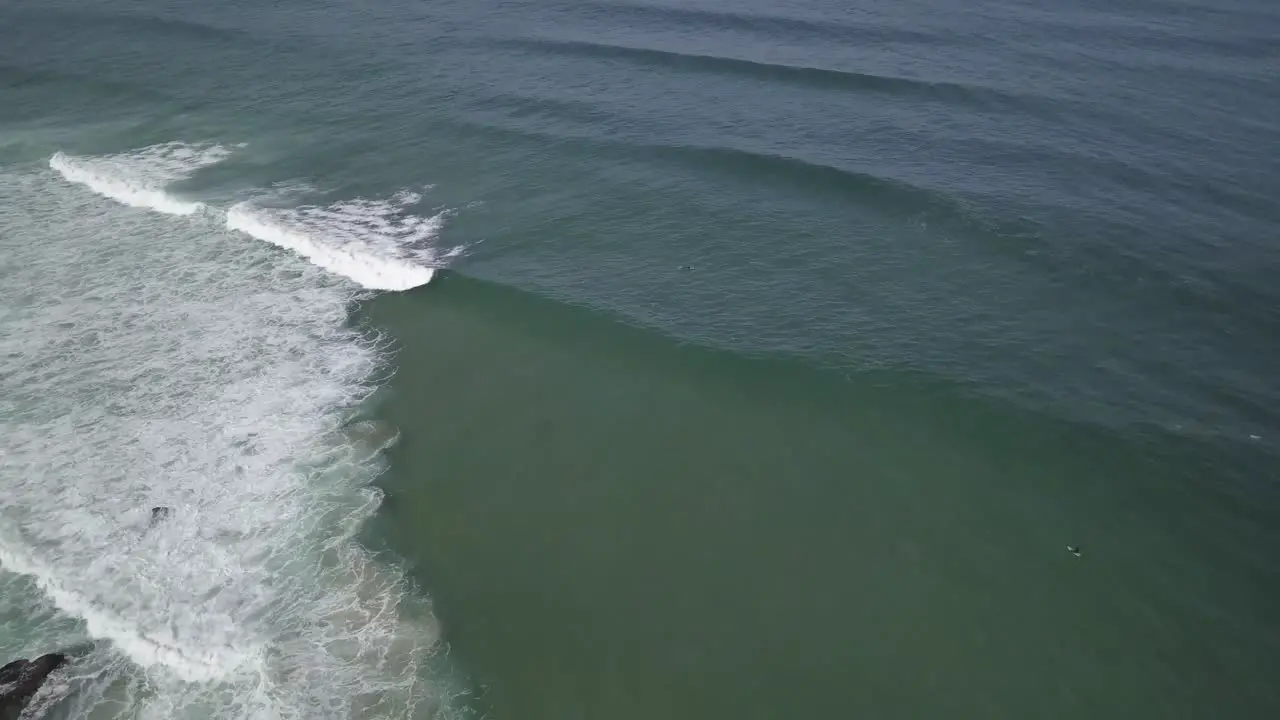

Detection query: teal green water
xmin=1 ymin=0 xmax=1278 ymax=718
xmin=363 ymin=275 xmax=1279 ymax=719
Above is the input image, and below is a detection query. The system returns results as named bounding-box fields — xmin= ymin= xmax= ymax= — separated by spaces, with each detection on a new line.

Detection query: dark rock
xmin=149 ymin=506 xmax=171 ymax=527
xmin=0 ymin=653 xmax=66 ymax=719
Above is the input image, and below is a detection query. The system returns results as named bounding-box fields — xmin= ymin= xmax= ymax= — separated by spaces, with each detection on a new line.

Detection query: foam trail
xmin=226 ymin=192 xmax=447 ymax=291
xmin=49 ymin=142 xmax=233 ymax=215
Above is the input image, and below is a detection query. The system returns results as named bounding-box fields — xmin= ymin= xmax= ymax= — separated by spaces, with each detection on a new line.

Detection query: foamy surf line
xmin=0 ymin=539 xmax=257 ymax=683
xmin=49 ymin=142 xmax=234 ymax=216
xmin=47 ymin=143 xmax=450 ymax=291
xmin=226 ymin=202 xmax=438 ymax=291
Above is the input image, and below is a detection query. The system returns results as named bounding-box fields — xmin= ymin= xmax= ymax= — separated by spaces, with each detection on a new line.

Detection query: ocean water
xmin=0 ymin=0 xmax=1277 ymax=718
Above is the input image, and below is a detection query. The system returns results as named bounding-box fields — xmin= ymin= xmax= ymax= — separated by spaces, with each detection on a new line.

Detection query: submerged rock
xmin=0 ymin=653 xmax=66 ymax=719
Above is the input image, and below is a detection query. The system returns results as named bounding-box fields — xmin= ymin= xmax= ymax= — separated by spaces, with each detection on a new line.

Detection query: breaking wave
xmin=48 ymin=142 xmax=454 ymax=291
xmin=49 ymin=142 xmax=233 ymax=216
xmin=225 ymin=192 xmax=450 ymax=292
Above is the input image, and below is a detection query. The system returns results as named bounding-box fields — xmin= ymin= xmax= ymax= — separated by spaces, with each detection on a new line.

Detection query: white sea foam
xmin=0 ymin=540 xmax=254 ymax=683
xmin=0 ymin=157 xmax=461 ymax=718
xmin=226 ymin=192 xmax=450 ymax=291
xmin=49 ymin=142 xmax=234 ymax=215
xmin=48 ymin=142 xmax=454 ymax=291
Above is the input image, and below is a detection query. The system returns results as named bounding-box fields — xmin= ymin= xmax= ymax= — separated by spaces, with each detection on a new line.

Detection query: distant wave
xmin=226 ymin=193 xmax=449 ymax=292
xmin=9 ymin=5 xmax=252 ymax=44
xmin=577 ymin=0 xmax=946 ymax=47
xmin=650 ymin=142 xmax=1043 ymax=242
xmin=447 ymin=114 xmax=1032 ymax=242
xmin=500 ymin=37 xmax=1011 ymax=104
xmin=49 ymin=143 xmax=233 ymax=215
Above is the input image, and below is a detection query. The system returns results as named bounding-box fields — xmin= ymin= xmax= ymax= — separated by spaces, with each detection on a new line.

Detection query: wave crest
xmin=46 ymin=143 xmax=456 ymax=291
xmin=225 ymin=193 xmax=448 ymax=292
xmin=49 ymin=142 xmax=234 ymax=215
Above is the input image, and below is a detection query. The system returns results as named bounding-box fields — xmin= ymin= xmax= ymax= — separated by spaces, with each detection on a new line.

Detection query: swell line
xmin=575 ymin=0 xmax=947 ymax=47
xmin=498 ymin=36 xmax=1017 ymax=105
xmin=5 ymin=5 xmax=253 ymax=44
xmin=445 ymin=112 xmax=1038 ymax=243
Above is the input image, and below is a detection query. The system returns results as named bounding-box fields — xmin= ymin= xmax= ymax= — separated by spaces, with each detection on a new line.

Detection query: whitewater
xmin=0 ymin=143 xmax=464 ymax=718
